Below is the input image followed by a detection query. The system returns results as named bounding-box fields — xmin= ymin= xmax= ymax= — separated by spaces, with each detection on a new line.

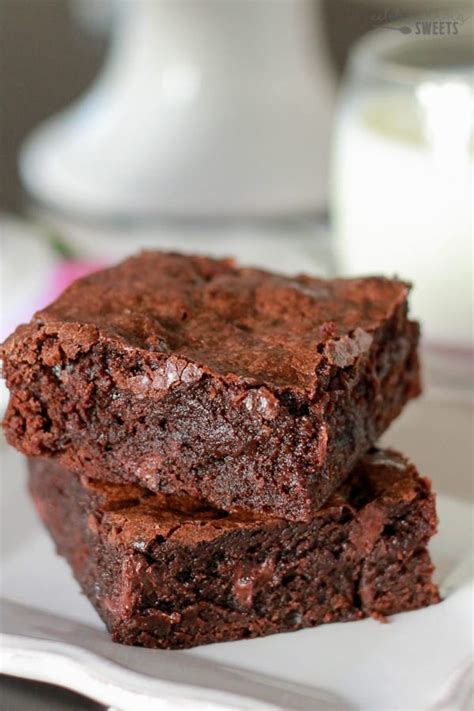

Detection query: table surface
xmin=0 ymin=675 xmax=104 ymax=711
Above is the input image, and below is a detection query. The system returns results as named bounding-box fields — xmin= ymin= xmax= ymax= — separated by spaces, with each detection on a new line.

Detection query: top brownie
xmin=1 ymin=251 xmax=420 ymax=520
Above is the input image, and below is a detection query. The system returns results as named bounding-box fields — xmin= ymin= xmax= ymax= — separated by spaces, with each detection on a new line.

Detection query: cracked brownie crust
xmin=28 ymin=449 xmax=440 ymax=650
xmin=3 ymin=252 xmax=421 ymax=520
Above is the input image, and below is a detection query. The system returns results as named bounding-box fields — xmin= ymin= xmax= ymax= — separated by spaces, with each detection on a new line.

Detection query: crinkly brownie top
xmin=5 ymin=251 xmax=411 ymax=390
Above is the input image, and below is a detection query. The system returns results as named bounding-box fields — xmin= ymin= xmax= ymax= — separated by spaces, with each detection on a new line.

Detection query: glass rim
xmin=349 ymin=13 xmax=474 ymax=86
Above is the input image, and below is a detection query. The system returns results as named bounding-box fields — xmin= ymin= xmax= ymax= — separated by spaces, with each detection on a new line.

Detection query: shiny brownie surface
xmin=3 ymin=252 xmax=421 ymax=519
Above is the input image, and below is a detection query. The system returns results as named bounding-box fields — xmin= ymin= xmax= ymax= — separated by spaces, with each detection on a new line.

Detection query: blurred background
xmin=0 ymin=0 xmax=473 ymax=379
xmin=0 ymin=0 xmax=429 ymax=212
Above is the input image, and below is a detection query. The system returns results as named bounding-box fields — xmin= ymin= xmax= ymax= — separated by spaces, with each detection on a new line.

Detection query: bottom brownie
xmin=28 ymin=449 xmax=440 ymax=650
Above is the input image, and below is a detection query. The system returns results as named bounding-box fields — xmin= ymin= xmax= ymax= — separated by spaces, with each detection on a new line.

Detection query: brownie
xmin=3 ymin=252 xmax=421 ymax=520
xmin=28 ymin=448 xmax=440 ymax=650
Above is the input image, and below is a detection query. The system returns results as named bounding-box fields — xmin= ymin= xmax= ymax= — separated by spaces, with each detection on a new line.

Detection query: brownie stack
xmin=1 ymin=252 xmax=440 ymax=649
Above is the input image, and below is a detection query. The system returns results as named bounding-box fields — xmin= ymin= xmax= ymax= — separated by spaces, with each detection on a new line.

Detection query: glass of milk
xmin=332 ymin=23 xmax=473 ymax=360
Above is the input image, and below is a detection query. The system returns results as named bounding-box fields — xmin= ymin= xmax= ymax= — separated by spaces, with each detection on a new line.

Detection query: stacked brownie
xmin=1 ymin=252 xmax=440 ymax=649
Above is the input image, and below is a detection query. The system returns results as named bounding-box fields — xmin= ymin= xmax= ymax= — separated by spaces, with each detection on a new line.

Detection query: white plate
xmin=1 ymin=397 xmax=473 ymax=711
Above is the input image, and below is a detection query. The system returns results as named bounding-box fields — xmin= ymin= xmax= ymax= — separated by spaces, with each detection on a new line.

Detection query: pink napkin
xmin=40 ymin=260 xmax=106 ymax=309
